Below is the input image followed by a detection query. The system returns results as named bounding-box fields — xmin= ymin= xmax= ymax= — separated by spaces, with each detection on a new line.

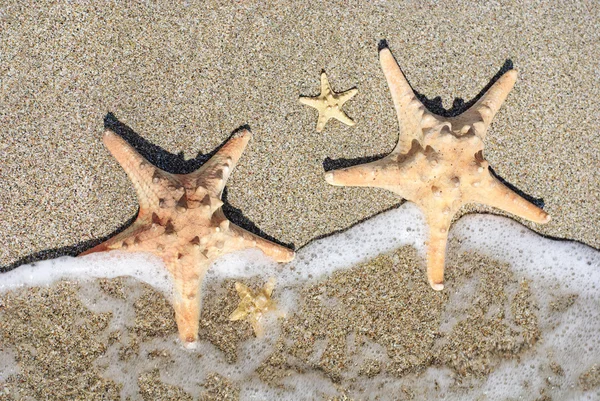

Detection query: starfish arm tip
xmin=338 ymin=88 xmax=359 ymax=103
xmin=260 ymin=242 xmax=294 ymax=263
xmin=324 ymin=171 xmax=336 ymax=185
xmin=429 ymin=281 xmax=445 ymax=291
xmin=506 ymin=68 xmax=518 ymax=81
xmin=299 ymin=97 xmax=321 ymax=109
xmin=315 ymin=120 xmax=327 ymax=132
xmin=378 ymin=46 xmax=391 ymax=55
xmin=229 ymin=309 xmax=248 ymax=321
xmin=540 ymin=212 xmax=551 ymax=224
xmin=235 ymin=282 xmax=251 ymax=294
xmin=333 ymin=112 xmax=355 ymax=127
xmin=101 ymin=128 xmax=120 ymax=148
xmin=274 ymin=248 xmax=295 ymax=263
xmin=251 ymin=320 xmax=265 ymax=337
xmin=234 ymin=128 xmax=252 ymax=139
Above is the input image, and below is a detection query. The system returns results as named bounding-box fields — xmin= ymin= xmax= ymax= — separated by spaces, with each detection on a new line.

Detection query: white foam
xmin=207 ymin=202 xmax=426 ymax=284
xmin=450 ymin=215 xmax=600 ymax=400
xmin=0 ymin=252 xmax=173 ymax=296
xmin=1 ymin=203 xmax=599 ymax=400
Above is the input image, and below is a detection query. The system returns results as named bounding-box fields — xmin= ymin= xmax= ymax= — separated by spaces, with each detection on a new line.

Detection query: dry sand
xmin=0 ymin=0 xmax=599 ymax=399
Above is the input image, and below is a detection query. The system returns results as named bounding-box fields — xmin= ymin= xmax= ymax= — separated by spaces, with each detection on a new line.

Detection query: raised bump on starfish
xmin=80 ymin=128 xmax=294 ymax=346
xmin=299 ymin=71 xmax=358 ymax=132
xmin=325 ymin=44 xmax=550 ymax=291
xmin=452 ymin=69 xmax=518 ymax=140
xmin=229 ymin=277 xmax=281 ymax=337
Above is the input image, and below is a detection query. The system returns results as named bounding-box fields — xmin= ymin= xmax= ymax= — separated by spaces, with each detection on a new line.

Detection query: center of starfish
xmin=398 ymin=126 xmax=489 ymax=215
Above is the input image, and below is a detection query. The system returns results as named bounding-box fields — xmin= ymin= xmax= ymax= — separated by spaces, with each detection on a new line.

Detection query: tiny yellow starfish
xmin=229 ymin=277 xmax=282 ymax=337
xmin=299 ymin=72 xmax=358 ymax=132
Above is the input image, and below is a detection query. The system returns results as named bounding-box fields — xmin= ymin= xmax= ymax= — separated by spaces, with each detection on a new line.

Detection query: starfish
xmin=80 ymin=128 xmax=295 ymax=347
xmin=324 ymin=45 xmax=550 ymax=291
xmin=229 ymin=277 xmax=282 ymax=337
xmin=299 ymin=71 xmax=358 ymax=132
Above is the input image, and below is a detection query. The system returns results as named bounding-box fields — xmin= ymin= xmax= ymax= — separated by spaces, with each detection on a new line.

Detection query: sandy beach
xmin=1 ymin=1 xmax=599 ymax=399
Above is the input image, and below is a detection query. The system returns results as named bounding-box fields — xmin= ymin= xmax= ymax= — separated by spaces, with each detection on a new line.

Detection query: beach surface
xmin=1 ymin=1 xmax=599 ymax=400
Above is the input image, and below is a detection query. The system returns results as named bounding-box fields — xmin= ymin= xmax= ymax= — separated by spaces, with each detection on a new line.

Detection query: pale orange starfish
xmin=325 ymin=45 xmax=550 ymax=290
xmin=80 ymin=128 xmax=295 ymax=347
xmin=299 ymin=72 xmax=358 ymax=132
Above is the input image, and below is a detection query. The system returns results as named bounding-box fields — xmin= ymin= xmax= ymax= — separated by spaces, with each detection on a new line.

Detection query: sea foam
xmin=0 ymin=203 xmax=598 ymax=400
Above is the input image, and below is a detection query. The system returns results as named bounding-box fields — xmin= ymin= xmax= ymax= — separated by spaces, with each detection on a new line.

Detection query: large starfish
xmin=299 ymin=72 xmax=358 ymax=132
xmin=325 ymin=45 xmax=550 ymax=290
xmin=80 ymin=128 xmax=295 ymax=347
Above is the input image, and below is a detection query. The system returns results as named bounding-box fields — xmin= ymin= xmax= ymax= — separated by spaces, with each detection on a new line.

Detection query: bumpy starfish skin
xmin=80 ymin=129 xmax=294 ymax=346
xmin=325 ymin=46 xmax=550 ymax=291
xmin=229 ymin=277 xmax=281 ymax=337
xmin=299 ymin=72 xmax=358 ymax=132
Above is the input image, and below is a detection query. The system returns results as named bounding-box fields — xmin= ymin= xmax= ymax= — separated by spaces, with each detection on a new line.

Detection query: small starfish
xmin=229 ymin=277 xmax=281 ymax=337
xmin=299 ymin=72 xmax=358 ymax=132
xmin=80 ymin=128 xmax=294 ymax=347
xmin=325 ymin=44 xmax=550 ymax=290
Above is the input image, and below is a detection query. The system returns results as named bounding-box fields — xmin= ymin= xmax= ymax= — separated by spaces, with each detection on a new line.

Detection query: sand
xmin=0 ymin=0 xmax=599 ymax=399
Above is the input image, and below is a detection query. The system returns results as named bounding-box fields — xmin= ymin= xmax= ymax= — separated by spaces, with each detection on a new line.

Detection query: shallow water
xmin=1 ymin=203 xmax=598 ymax=400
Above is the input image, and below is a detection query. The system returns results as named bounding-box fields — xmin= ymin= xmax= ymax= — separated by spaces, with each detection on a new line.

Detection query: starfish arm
xmin=379 ymin=47 xmax=437 ymax=154
xmin=333 ymin=111 xmax=356 ymax=127
xmin=102 ymin=129 xmax=164 ymax=212
xmin=172 ymin=289 xmax=201 ymax=346
xmin=320 ymin=72 xmax=332 ymax=94
xmin=79 ymin=219 xmax=150 ymax=256
xmin=263 ymin=277 xmax=276 ymax=297
xmin=316 ymin=114 xmax=330 ymax=133
xmin=298 ymin=96 xmax=321 ymax=108
xmin=167 ymin=251 xmax=209 ymax=346
xmin=234 ymin=281 xmax=253 ymax=298
xmin=337 ymin=88 xmax=358 ymax=104
xmin=250 ymin=316 xmax=265 ymax=337
xmin=424 ymin=213 xmax=453 ymax=291
xmin=324 ymin=156 xmax=404 ymax=191
xmin=227 ymin=221 xmax=295 ymax=263
xmin=193 ymin=129 xmax=251 ymax=197
xmin=456 ymin=70 xmax=517 ymax=139
xmin=229 ymin=306 xmax=249 ymax=321
xmin=469 ymin=176 xmax=551 ymax=224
